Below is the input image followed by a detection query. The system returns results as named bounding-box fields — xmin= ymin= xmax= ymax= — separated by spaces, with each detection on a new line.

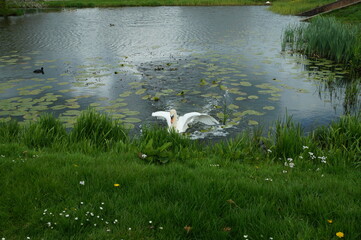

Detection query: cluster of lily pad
xmin=0 ymin=48 xmax=354 ymax=135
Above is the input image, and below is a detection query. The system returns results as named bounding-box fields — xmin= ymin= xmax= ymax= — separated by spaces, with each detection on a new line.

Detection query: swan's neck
xmin=171 ymin=115 xmax=178 ymax=128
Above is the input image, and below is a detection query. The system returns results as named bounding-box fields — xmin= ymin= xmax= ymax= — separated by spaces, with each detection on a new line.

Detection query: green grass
xmin=269 ymin=0 xmax=335 ymax=15
xmin=0 ymin=109 xmax=360 ymax=239
xmin=327 ymin=4 xmax=361 ymax=23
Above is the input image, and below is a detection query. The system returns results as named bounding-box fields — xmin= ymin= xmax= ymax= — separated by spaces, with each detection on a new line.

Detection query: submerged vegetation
xmin=0 ymin=109 xmax=361 ymax=239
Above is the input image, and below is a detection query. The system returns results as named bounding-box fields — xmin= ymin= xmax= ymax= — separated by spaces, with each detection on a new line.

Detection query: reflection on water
xmin=0 ymin=6 xmax=358 ymax=139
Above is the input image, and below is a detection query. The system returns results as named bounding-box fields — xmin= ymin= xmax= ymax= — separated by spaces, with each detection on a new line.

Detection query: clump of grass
xmin=137 ymin=125 xmax=195 ymax=162
xmin=312 ymin=114 xmax=361 ymax=165
xmin=282 ymin=17 xmax=361 ymax=68
xmin=270 ymin=115 xmax=313 ymax=160
xmin=23 ymin=113 xmax=66 ymax=149
xmin=0 ymin=119 xmax=21 ymax=143
xmin=69 ymin=108 xmax=128 ymax=151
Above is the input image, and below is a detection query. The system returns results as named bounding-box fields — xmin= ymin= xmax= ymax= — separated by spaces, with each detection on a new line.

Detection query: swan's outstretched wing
xmin=178 ymin=112 xmax=219 ymax=133
xmin=152 ymin=111 xmax=172 ymax=127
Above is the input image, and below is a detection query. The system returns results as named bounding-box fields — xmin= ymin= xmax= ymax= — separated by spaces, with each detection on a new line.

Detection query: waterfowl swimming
xmin=152 ymin=109 xmax=219 ymax=133
xmin=33 ymin=67 xmax=44 ymax=74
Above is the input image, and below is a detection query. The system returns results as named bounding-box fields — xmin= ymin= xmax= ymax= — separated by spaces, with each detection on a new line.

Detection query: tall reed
xmin=282 ymin=17 xmax=361 ymax=67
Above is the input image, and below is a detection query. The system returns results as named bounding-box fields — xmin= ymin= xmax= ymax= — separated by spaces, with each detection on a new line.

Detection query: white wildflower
xmin=289 ymin=162 xmax=295 ymax=168
xmin=303 ymin=146 xmax=309 ymax=150
xmin=79 ymin=181 xmax=85 ymax=185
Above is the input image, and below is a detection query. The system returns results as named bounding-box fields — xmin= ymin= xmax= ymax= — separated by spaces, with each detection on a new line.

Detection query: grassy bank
xmin=269 ymin=0 xmax=334 ymax=15
xmin=42 ymin=0 xmax=266 ymax=8
xmin=324 ymin=3 xmax=361 ymax=23
xmin=0 ymin=109 xmax=360 ymax=239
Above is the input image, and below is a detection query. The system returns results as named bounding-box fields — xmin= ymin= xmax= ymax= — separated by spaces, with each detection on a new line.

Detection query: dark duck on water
xmin=33 ymin=67 xmax=44 ymax=74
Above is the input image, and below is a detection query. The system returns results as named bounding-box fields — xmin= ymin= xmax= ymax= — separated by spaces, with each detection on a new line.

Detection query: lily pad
xmin=248 ymin=95 xmax=259 ymax=100
xmin=124 ymin=117 xmax=141 ymax=123
xmin=263 ymin=106 xmax=275 ymax=110
xmin=248 ymin=120 xmax=259 ymax=126
xmin=239 ymin=82 xmax=252 ymax=87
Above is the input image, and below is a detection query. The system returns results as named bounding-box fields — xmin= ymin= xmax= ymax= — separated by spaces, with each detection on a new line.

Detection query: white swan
xmin=152 ymin=109 xmax=219 ymax=133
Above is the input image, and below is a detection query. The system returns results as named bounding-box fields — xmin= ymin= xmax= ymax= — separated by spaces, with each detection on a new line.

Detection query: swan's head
xmin=169 ymin=109 xmax=177 ymax=124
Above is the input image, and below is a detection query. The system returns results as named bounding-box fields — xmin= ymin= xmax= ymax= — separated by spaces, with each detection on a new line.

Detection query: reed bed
xmin=0 ymin=109 xmax=360 ymax=239
xmin=282 ymin=16 xmax=361 ymax=71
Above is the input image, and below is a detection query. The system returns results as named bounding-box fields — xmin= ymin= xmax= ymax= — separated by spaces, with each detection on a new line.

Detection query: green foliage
xmin=0 ymin=119 xmax=20 ymax=143
xmin=69 ymin=108 xmax=128 ymax=150
xmin=312 ymin=114 xmax=361 ymax=165
xmin=139 ymin=138 xmax=172 ymax=164
xmin=23 ymin=113 xmax=66 ymax=148
xmin=138 ymin=125 xmax=195 ymax=161
xmin=282 ymin=17 xmax=361 ymax=69
xmin=213 ymin=130 xmax=261 ymax=162
xmin=0 ymin=111 xmax=361 ymax=239
xmin=271 ymin=115 xmax=312 ymax=159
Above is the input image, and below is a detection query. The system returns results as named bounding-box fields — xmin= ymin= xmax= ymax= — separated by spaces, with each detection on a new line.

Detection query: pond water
xmin=0 ymin=6 xmax=355 ymax=139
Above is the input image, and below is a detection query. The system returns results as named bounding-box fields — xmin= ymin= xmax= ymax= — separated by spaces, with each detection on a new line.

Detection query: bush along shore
xmin=0 ymin=109 xmax=360 ymax=239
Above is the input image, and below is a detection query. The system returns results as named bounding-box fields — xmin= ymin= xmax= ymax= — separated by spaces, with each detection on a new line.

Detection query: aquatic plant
xmin=282 ymin=17 xmax=361 ymax=69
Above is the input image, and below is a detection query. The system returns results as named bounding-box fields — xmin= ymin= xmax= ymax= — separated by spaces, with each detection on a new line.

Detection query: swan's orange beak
xmin=170 ymin=114 xmax=174 ymax=124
